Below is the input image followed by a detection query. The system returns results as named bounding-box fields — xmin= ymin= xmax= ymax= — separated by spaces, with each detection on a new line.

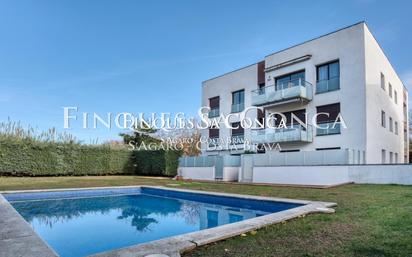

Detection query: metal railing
xmin=316 ymin=122 xmax=341 ymax=136
xmin=251 ymin=78 xmax=313 ymax=106
xmin=208 ymin=108 xmax=220 ymax=118
xmin=231 ymin=102 xmax=245 ymax=113
xmin=251 ymin=125 xmax=313 ymax=144
xmin=316 ymin=77 xmax=340 ymax=94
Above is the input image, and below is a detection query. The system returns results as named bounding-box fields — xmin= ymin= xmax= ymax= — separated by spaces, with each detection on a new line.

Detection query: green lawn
xmin=1 ymin=176 xmax=411 ymax=257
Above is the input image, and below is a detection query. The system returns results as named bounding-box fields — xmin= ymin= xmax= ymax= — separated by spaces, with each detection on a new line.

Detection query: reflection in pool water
xmin=11 ymin=194 xmax=268 ymax=257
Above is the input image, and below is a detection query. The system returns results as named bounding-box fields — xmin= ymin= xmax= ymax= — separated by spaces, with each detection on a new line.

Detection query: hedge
xmin=0 ymin=138 xmax=182 ymax=177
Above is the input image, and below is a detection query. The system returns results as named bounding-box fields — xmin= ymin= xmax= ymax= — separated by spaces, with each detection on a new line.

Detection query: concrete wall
xmin=251 ymin=164 xmax=412 ymax=186
xmin=201 ymin=22 xmax=407 ymax=164
xmin=263 ymin=23 xmax=367 ymax=154
xmin=201 ymin=63 xmax=258 ymax=155
xmin=363 ymin=25 xmax=408 ymax=163
xmin=179 ymin=167 xmax=215 ymax=181
xmin=223 ymin=167 xmax=240 ymax=182
xmin=252 ymin=166 xmax=351 ymax=186
xmin=179 ymin=167 xmax=240 ymax=182
xmin=349 ymin=165 xmax=412 ymax=185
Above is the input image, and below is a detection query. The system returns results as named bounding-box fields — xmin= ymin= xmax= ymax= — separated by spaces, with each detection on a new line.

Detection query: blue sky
xmin=1 ymin=0 xmax=412 ymax=142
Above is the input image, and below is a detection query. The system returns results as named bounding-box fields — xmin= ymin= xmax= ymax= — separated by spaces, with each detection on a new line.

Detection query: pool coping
xmin=0 ymin=185 xmax=337 ymax=257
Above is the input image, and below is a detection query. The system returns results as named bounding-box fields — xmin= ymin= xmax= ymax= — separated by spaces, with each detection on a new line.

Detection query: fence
xmin=251 ymin=149 xmax=365 ymax=167
xmin=179 ymin=155 xmax=241 ymax=167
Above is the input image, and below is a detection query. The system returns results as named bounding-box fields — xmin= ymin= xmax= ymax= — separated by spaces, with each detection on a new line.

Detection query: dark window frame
xmin=315 ymin=60 xmax=340 ymax=94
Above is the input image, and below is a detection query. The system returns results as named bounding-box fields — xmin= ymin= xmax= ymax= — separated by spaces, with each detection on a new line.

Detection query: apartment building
xmin=201 ymin=22 xmax=409 ymax=164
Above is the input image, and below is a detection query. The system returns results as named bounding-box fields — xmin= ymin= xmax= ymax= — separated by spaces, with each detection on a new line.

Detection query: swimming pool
xmin=1 ymin=186 xmax=336 ymax=257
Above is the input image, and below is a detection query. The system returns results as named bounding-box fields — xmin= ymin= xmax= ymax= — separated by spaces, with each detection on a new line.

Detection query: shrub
xmin=0 ymin=138 xmax=183 ymax=177
xmin=164 ymin=150 xmax=183 ymax=177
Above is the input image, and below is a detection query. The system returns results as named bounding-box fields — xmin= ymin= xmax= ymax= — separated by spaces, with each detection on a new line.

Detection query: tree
xmin=119 ymin=123 xmax=160 ymax=146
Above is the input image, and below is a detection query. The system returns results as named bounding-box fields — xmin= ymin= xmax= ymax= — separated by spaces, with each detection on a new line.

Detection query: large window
xmin=389 ymin=117 xmax=393 ymax=132
xmin=381 ymin=149 xmax=386 ymax=164
xmin=389 ymin=83 xmax=393 ymax=98
xmin=231 ymin=122 xmax=244 ymax=144
xmin=275 ymin=70 xmax=305 ymax=90
xmin=316 ymin=103 xmax=341 ymax=136
xmin=208 ymin=126 xmax=219 ymax=146
xmin=316 ymin=61 xmax=340 ymax=93
xmin=231 ymin=90 xmax=244 ymax=113
xmin=395 ymin=90 xmax=398 ymax=104
xmin=208 ymin=96 xmax=220 ymax=118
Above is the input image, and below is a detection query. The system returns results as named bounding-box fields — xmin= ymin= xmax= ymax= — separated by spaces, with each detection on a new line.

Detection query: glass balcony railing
xmin=230 ymin=134 xmax=244 ymax=145
xmin=316 ymin=77 xmax=340 ymax=94
xmin=251 ymin=125 xmax=313 ymax=144
xmin=251 ymin=78 xmax=313 ymax=106
xmin=208 ymin=137 xmax=220 ymax=147
xmin=231 ymin=103 xmax=245 ymax=113
xmin=208 ymin=108 xmax=220 ymax=118
xmin=316 ymin=122 xmax=341 ymax=136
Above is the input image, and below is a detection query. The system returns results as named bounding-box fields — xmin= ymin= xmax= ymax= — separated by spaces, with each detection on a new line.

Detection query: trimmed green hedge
xmin=0 ymin=138 xmax=182 ymax=177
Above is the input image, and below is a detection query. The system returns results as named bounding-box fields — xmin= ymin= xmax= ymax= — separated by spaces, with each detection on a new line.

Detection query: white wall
xmin=263 ymin=23 xmax=367 ymax=153
xmin=179 ymin=167 xmax=240 ymax=182
xmin=349 ymin=165 xmax=412 ymax=185
xmin=363 ymin=25 xmax=408 ymax=163
xmin=252 ymin=166 xmax=351 ymax=186
xmin=251 ymin=165 xmax=412 ymax=186
xmin=201 ymin=63 xmax=258 ymax=155
xmin=223 ymin=167 xmax=240 ymax=182
xmin=179 ymin=167 xmax=215 ymax=181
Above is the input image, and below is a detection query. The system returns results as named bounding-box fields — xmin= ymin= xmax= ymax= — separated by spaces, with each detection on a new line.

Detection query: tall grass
xmin=0 ymin=118 xmax=78 ymax=144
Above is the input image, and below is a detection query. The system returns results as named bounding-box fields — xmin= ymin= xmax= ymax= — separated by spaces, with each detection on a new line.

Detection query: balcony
xmin=251 ymin=125 xmax=313 ymax=144
xmin=316 ymin=77 xmax=340 ymax=94
xmin=251 ymin=79 xmax=313 ymax=107
xmin=230 ymin=134 xmax=244 ymax=145
xmin=316 ymin=122 xmax=341 ymax=136
xmin=231 ymin=103 xmax=245 ymax=113
xmin=208 ymin=137 xmax=220 ymax=147
xmin=208 ymin=108 xmax=220 ymax=118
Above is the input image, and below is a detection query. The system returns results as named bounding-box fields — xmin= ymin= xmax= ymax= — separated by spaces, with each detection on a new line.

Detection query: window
xmin=389 ymin=117 xmax=393 ymax=132
xmin=389 ymin=152 xmax=393 ymax=164
xmin=381 ymin=111 xmax=386 ymax=127
xmin=257 ymin=108 xmax=265 ymax=128
xmin=258 ymin=83 xmax=266 ymax=95
xmin=316 ymin=147 xmax=341 ymax=151
xmin=273 ymin=109 xmax=306 ymax=127
xmin=231 ymin=90 xmax=244 ymax=113
xmin=316 ymin=103 xmax=341 ymax=136
xmin=395 ymin=153 xmax=398 ymax=163
xmin=208 ymin=96 xmax=220 ymax=118
xmin=395 ymin=90 xmax=398 ymax=104
xmin=275 ymin=70 xmax=305 ymax=90
xmin=316 ymin=61 xmax=340 ymax=93
xmin=395 ymin=121 xmax=398 ymax=135
xmin=381 ymin=149 xmax=386 ymax=164
xmin=208 ymin=126 xmax=219 ymax=146
xmin=389 ymin=83 xmax=392 ymax=98
xmin=381 ymin=73 xmax=385 ymax=90
xmin=280 ymin=149 xmax=300 ymax=152
xmin=231 ymin=122 xmax=244 ymax=144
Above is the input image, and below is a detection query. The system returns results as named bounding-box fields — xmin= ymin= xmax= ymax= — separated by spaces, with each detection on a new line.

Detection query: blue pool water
xmin=7 ymin=187 xmax=301 ymax=257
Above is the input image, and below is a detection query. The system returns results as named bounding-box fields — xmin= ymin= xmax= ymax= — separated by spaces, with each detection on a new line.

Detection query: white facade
xmin=201 ymin=22 xmax=409 ymax=164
